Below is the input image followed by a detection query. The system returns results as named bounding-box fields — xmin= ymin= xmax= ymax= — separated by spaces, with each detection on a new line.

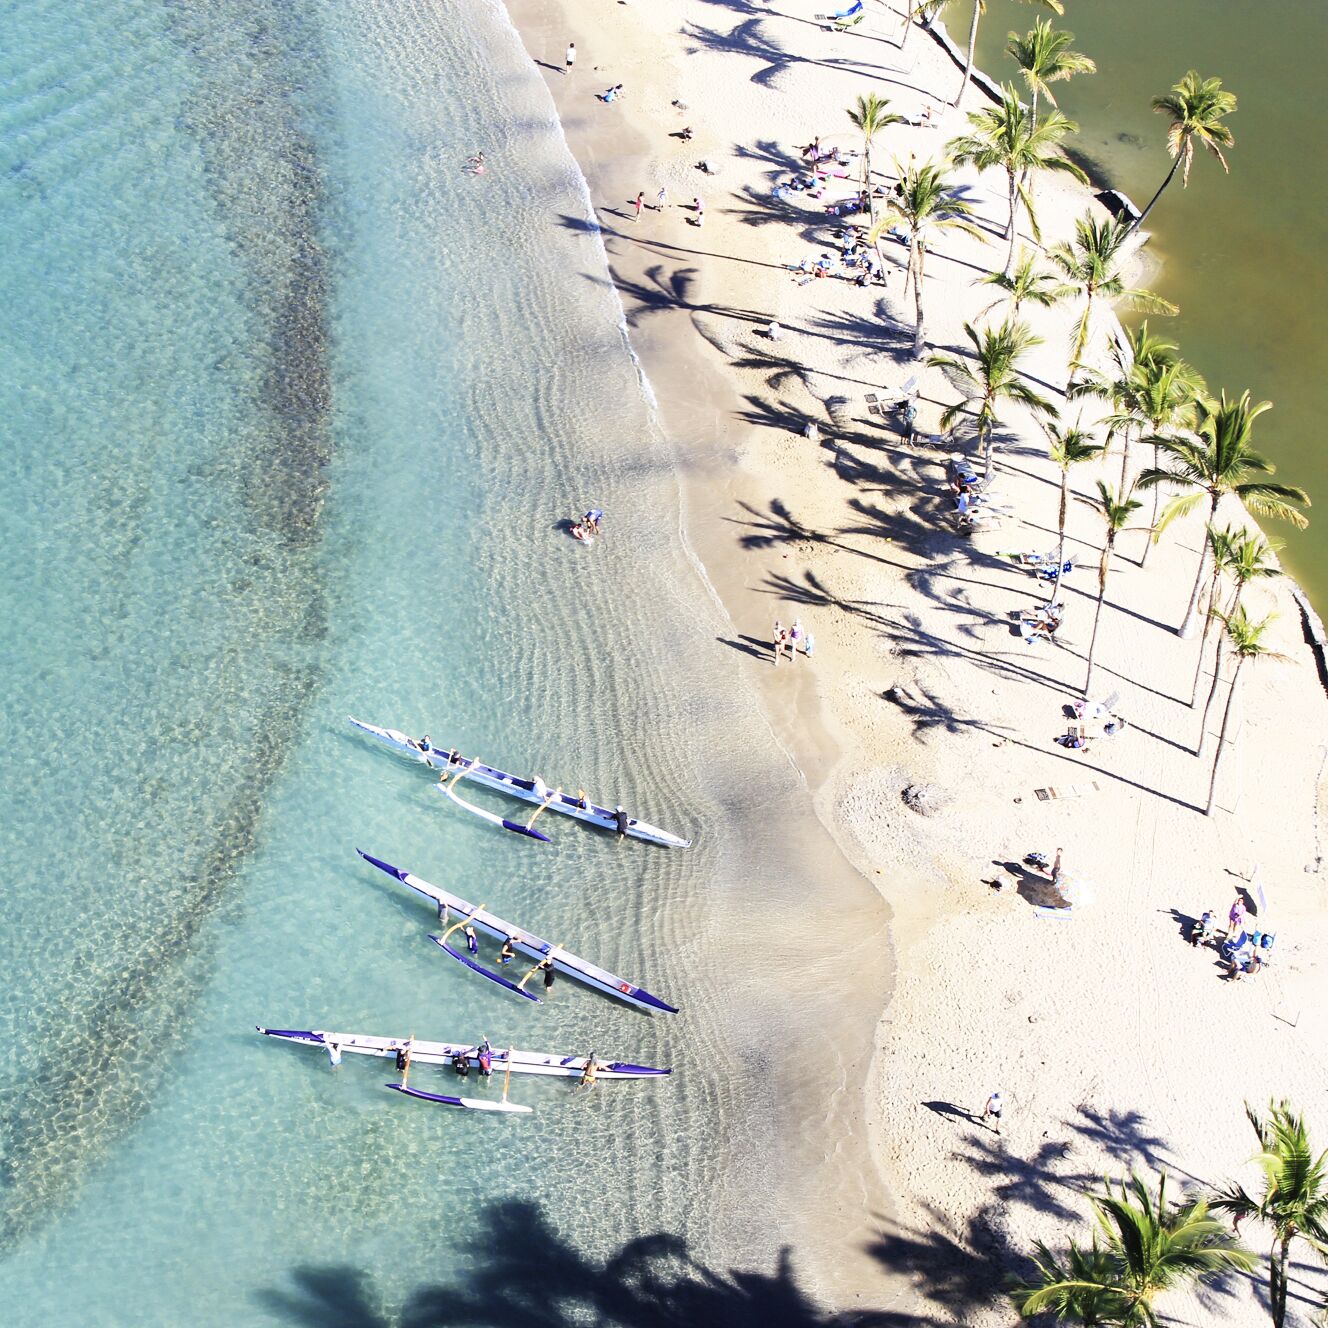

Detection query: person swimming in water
xmin=466 ymin=151 xmax=486 ymax=174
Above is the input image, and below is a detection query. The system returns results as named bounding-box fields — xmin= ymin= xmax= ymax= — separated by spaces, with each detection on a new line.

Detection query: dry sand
xmin=501 ymin=0 xmax=1328 ymax=1321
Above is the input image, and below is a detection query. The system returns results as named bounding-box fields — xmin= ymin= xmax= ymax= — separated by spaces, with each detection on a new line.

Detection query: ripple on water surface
xmin=0 ymin=2 xmax=888 ymax=1322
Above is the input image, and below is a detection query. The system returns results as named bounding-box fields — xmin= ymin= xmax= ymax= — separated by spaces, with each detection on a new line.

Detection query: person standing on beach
xmin=692 ymin=196 xmax=704 ymax=226
xmin=982 ymin=1091 xmax=1003 ymax=1134
xmin=564 ymin=42 xmax=575 ymax=73
xmin=656 ymin=187 xmax=667 ymax=211
xmin=772 ymin=619 xmax=786 ymax=665
xmin=633 ymin=191 xmax=644 ymax=221
xmin=788 ymin=619 xmax=803 ymax=659
xmin=803 ymin=631 xmax=815 ymax=660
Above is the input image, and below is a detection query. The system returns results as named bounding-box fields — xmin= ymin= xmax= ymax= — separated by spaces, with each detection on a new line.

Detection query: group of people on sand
xmin=1019 ymin=601 xmax=1063 ymax=644
xmin=571 ymin=509 xmax=603 ymax=543
xmin=1188 ymin=893 xmax=1277 ymax=981
xmin=772 ymin=618 xmax=814 ymax=665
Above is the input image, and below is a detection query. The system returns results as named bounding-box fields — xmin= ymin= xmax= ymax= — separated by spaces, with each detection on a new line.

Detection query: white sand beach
xmin=505 ymin=0 xmax=1328 ymax=1320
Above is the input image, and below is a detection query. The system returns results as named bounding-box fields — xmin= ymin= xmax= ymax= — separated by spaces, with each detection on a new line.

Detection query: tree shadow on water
xmin=259 ymin=1200 xmax=927 ymax=1328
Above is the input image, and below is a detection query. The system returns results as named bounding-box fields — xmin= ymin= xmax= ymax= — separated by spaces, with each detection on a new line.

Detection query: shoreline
xmin=500 ymin=1 xmax=1328 ymax=1321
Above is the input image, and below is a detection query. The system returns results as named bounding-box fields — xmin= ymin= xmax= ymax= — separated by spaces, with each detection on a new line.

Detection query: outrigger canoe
xmin=257 ymin=1026 xmax=530 ymax=1114
xmin=256 ymin=1028 xmax=670 ymax=1080
xmin=358 ymin=849 xmax=679 ymax=1014
xmin=348 ymin=717 xmax=691 ymax=849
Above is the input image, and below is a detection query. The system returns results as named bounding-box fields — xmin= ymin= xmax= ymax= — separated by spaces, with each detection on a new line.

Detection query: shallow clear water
xmin=0 ymin=1 xmax=888 ymax=1322
xmin=971 ymin=0 xmax=1328 ymax=603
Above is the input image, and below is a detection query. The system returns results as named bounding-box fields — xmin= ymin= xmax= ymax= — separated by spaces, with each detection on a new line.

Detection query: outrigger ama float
xmin=348 ymin=717 xmax=691 ymax=848
xmin=358 ymin=849 xmax=679 ymax=1014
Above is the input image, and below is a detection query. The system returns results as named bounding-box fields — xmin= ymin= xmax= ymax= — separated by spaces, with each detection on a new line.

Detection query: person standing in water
xmin=464 ymin=924 xmax=479 ymax=956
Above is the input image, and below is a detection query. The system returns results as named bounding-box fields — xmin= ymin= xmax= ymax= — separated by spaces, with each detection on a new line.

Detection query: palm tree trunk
xmin=1199 ymin=586 xmax=1243 ymax=751
xmin=981 ymin=418 xmax=994 ymax=479
xmin=1205 ymin=653 xmax=1245 ymax=815
xmin=952 ymin=0 xmax=981 ymax=107
xmin=1084 ymin=555 xmax=1111 ymax=696
xmin=1271 ymin=1234 xmax=1291 ymax=1328
xmin=1189 ymin=564 xmax=1222 ymax=708
xmin=1140 ymin=441 xmax=1162 ymax=567
xmin=1132 ymin=153 xmax=1182 ymax=233
xmin=862 ymin=143 xmax=875 ymax=228
xmin=1118 ymin=423 xmax=1134 ymax=492
xmin=1177 ymin=495 xmax=1219 ymax=638
xmin=1004 ymin=169 xmax=1018 ymax=273
xmin=911 ymin=244 xmax=926 ymax=359
xmin=1049 ymin=471 xmax=1069 ymax=606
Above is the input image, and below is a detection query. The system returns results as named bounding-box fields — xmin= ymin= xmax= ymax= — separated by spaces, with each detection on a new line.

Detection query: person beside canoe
xmin=579 ymin=1053 xmax=599 ymax=1089
xmin=499 ymin=936 xmax=517 ymax=965
xmin=614 ymin=805 xmax=629 ymax=838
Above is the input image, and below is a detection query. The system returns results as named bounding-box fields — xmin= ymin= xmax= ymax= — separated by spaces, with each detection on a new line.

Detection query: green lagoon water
xmin=0 ymin=1 xmax=888 ymax=1322
xmin=972 ymin=0 xmax=1328 ymax=605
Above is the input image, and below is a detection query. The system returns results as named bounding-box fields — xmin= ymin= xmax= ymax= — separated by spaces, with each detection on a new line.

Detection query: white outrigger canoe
xmin=256 ymin=1028 xmax=669 ymax=1081
xmin=358 ymin=849 xmax=679 ymax=1014
xmin=257 ymin=1028 xmax=530 ymax=1113
xmin=348 ymin=716 xmax=691 ymax=849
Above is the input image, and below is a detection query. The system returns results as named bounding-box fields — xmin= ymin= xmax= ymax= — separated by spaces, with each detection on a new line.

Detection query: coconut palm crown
xmin=1136 ymin=391 xmax=1308 ymax=637
xmin=947 ymin=84 xmax=1086 ymax=272
xmin=1135 ymin=71 xmax=1237 ymax=230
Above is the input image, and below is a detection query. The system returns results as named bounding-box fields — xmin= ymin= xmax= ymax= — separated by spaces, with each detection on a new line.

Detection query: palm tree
xmin=947 ymin=84 xmax=1086 ymax=272
xmin=940 ymin=0 xmax=1065 ymax=109
xmin=1202 ymin=609 xmax=1283 ymax=813
xmin=846 ymin=93 xmax=904 ymax=227
xmin=898 ymin=0 xmax=947 ymax=53
xmin=1134 ymin=71 xmax=1237 ymax=232
xmin=1007 ymin=17 xmax=1096 ymax=122
xmin=1045 ymin=422 xmax=1105 ymax=608
xmin=1048 ymin=214 xmax=1177 ymax=377
xmin=976 ymin=247 xmax=1064 ymax=319
xmin=1197 ymin=530 xmax=1281 ymax=745
xmin=1083 ymin=481 xmax=1142 ymax=697
xmin=870 ymin=160 xmax=981 ymax=359
xmin=1014 ymin=1174 xmax=1253 ymax=1324
xmin=1072 ymin=326 xmax=1200 ymax=558
xmin=928 ymin=317 xmax=1057 ymax=478
xmin=1137 ymin=391 xmax=1308 ymax=638
xmin=1009 ymin=1238 xmax=1128 ymax=1325
xmin=1212 ymin=1102 xmax=1328 ymax=1328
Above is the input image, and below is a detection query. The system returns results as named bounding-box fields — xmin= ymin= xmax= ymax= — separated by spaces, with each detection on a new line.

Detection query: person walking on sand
xmin=788 ymin=619 xmax=803 ymax=659
xmin=803 ymin=630 xmax=815 ymax=660
xmin=982 ymin=1090 xmax=1003 ymax=1135
xmin=633 ymin=191 xmax=644 ymax=221
xmin=692 ymin=196 xmax=704 ymax=226
xmin=656 ymin=187 xmax=667 ymax=211
xmin=564 ymin=42 xmax=575 ymax=73
xmin=772 ymin=619 xmax=786 ymax=666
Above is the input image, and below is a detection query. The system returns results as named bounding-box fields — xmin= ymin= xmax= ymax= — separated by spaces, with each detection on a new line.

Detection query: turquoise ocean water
xmin=0 ymin=1 xmax=889 ymax=1323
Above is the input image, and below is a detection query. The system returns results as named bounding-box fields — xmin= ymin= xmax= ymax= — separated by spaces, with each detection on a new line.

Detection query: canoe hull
xmin=348 ymin=716 xmax=691 ymax=848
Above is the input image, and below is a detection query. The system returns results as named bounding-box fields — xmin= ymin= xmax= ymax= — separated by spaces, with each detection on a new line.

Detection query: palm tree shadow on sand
xmin=257 ymin=1199 xmax=936 ymax=1327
